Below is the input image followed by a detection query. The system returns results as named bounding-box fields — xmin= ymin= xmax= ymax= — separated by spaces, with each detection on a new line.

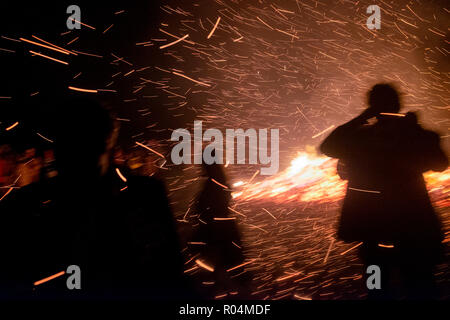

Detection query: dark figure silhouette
xmin=320 ymin=84 xmax=448 ymax=299
xmin=0 ymin=97 xmax=186 ymax=299
xmin=191 ymin=162 xmax=249 ymax=298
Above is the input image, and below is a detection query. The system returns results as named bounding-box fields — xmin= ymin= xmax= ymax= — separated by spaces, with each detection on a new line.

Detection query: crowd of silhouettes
xmin=0 ymin=83 xmax=448 ymax=300
xmin=0 ymin=96 xmax=189 ymax=299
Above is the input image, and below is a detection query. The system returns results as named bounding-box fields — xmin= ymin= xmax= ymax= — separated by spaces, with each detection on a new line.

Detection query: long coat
xmin=320 ymin=113 xmax=447 ymax=254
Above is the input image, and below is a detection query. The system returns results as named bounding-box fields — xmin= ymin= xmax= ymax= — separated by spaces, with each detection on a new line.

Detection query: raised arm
xmin=319 ymin=108 xmax=374 ymax=159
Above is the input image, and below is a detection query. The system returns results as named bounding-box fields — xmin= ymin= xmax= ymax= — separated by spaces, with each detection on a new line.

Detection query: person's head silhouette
xmin=201 ymin=149 xmax=228 ymax=187
xmin=203 ymin=162 xmax=228 ymax=185
xmin=53 ymin=97 xmax=118 ymax=181
xmin=367 ymin=83 xmax=401 ymax=117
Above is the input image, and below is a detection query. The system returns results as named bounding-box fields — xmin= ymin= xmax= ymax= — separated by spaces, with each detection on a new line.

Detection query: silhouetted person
xmin=0 ymin=97 xmax=186 ymax=299
xmin=191 ymin=162 xmax=249 ymax=298
xmin=320 ymin=84 xmax=448 ymax=299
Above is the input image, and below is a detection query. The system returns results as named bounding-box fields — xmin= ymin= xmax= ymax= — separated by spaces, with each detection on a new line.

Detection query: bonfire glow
xmin=233 ymin=151 xmax=450 ymax=208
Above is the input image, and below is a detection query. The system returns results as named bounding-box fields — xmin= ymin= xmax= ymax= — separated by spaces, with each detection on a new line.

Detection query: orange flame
xmin=232 ymin=151 xmax=450 ymax=208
